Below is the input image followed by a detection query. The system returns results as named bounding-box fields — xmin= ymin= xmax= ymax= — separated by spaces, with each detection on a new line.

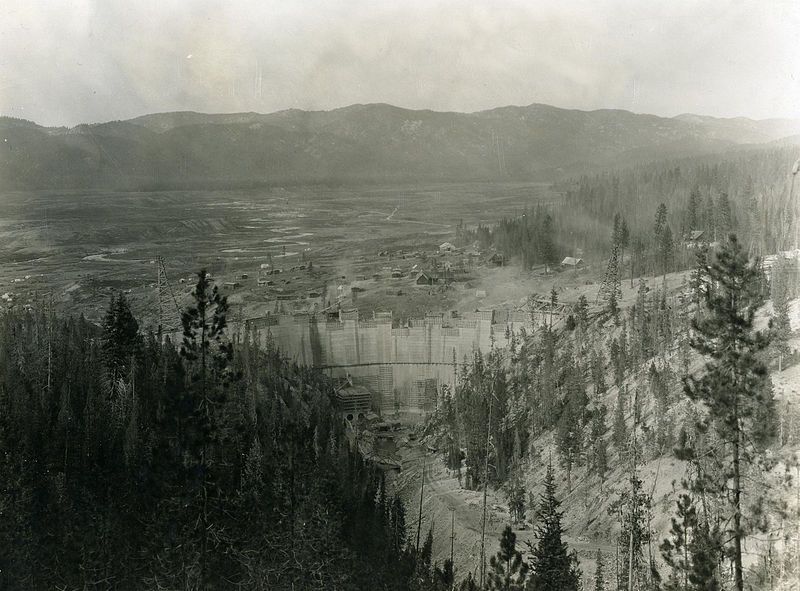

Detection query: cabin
xmin=223 ymin=281 xmax=241 ymax=290
xmin=685 ymin=230 xmax=705 ymax=248
xmin=561 ymin=256 xmax=584 ymax=268
xmin=439 ymin=242 xmax=456 ymax=252
xmin=415 ymin=271 xmax=439 ymax=285
xmin=391 ymin=268 xmax=403 ymax=278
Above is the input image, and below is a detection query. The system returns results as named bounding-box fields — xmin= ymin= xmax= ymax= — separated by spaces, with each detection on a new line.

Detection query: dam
xmin=245 ymin=308 xmax=532 ymax=418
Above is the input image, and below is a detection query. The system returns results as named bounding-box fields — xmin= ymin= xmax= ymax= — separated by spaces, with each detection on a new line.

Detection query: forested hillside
xmin=0 ymin=272 xmax=438 ymax=590
xmin=460 ymin=145 xmax=800 ymax=274
xmin=424 ymin=235 xmax=800 ymax=590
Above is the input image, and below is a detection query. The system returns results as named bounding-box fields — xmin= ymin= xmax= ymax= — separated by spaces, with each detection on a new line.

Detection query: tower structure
xmin=596 ymin=242 xmax=621 ymax=305
xmin=156 ymin=256 xmax=182 ymax=333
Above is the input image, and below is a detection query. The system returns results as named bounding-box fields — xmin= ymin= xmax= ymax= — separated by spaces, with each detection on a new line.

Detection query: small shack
xmin=439 ymin=242 xmax=456 ymax=252
xmin=685 ymin=230 xmax=705 ymax=248
xmin=415 ymin=271 xmax=439 ymax=285
xmin=561 ymin=256 xmax=584 ymax=268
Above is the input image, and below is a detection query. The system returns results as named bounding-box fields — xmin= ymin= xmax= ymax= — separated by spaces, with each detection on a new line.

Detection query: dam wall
xmin=245 ymin=309 xmax=531 ymax=416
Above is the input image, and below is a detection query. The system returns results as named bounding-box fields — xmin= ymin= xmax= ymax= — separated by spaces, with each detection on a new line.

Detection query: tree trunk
xmin=201 ymin=305 xmax=209 ymax=591
xmin=732 ymin=431 xmax=744 ymax=591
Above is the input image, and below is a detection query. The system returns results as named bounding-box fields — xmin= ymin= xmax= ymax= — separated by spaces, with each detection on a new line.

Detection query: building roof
xmin=561 ymin=256 xmax=583 ymax=266
xmin=687 ymin=230 xmax=705 ymax=241
xmin=439 ymin=242 xmax=455 ymax=250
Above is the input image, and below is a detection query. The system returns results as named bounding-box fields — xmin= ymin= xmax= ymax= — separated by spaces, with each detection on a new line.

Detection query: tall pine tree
xmin=487 ymin=525 xmax=528 ymax=591
xmin=526 ymin=462 xmax=580 ymax=591
xmin=684 ymin=234 xmax=776 ymax=591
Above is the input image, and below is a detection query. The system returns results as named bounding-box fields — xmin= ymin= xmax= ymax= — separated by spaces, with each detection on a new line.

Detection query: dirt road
xmin=392 ymin=442 xmax=615 ymax=583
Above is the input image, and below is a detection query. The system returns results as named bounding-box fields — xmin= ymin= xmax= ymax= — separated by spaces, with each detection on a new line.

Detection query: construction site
xmin=245 ymin=306 xmax=544 ymax=418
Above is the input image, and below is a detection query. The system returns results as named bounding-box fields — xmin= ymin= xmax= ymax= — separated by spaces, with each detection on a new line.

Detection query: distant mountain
xmin=2 ymin=104 xmax=799 ymax=190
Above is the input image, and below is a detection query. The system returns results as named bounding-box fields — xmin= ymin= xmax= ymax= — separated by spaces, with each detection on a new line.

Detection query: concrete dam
xmin=245 ymin=308 xmax=532 ymax=418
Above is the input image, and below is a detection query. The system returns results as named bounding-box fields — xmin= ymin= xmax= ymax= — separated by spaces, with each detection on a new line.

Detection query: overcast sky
xmin=2 ymin=0 xmax=799 ymax=127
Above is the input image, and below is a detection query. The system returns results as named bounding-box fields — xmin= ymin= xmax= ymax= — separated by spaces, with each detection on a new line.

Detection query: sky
xmin=1 ymin=0 xmax=799 ymax=127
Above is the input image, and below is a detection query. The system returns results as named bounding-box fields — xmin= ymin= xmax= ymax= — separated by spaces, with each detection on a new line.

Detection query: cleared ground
xmin=0 ymin=182 xmax=559 ymax=326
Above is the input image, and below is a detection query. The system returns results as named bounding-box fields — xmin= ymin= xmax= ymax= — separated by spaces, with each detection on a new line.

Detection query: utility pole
xmin=450 ymin=507 xmax=456 ymax=564
xmin=46 ymin=295 xmax=52 ymax=396
xmin=479 ymin=392 xmax=495 ymax=589
xmin=628 ymin=387 xmax=639 ymax=591
xmin=796 ymin=461 xmax=799 ymax=590
xmin=791 ymin=159 xmax=799 ymax=250
xmin=450 ymin=507 xmax=456 ymax=591
xmin=416 ymin=454 xmax=426 ymax=554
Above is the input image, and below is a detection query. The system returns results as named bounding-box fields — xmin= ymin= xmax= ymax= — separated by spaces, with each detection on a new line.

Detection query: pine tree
xmin=389 ymin=495 xmax=408 ymax=554
xmin=590 ymin=349 xmax=605 ymax=397
xmin=539 ymin=214 xmax=558 ymax=274
xmin=593 ymin=549 xmax=605 ymax=591
xmin=684 ymin=234 xmax=775 ymax=591
xmin=549 ymin=287 xmax=558 ymax=329
xmin=703 ymin=195 xmax=717 ymax=241
xmin=619 ymin=217 xmax=630 ymax=276
xmin=689 ymin=244 xmax=710 ymax=306
xmin=687 ymin=517 xmax=724 ymax=591
xmin=527 ymin=462 xmax=580 ymax=591
xmin=102 ymin=293 xmax=140 ymax=384
xmin=179 ymin=269 xmax=236 ymax=590
xmin=459 ymin=572 xmax=480 ymax=591
xmin=660 ymin=493 xmax=724 ymax=591
xmin=556 ymin=392 xmax=583 ymax=492
xmin=654 ymin=203 xmax=668 ymax=241
xmin=660 ymin=224 xmax=674 ymax=277
xmin=717 ymin=193 xmax=733 ymax=235
xmin=610 ymin=340 xmax=625 ymax=389
xmin=410 ymin=527 xmax=436 ymax=590
xmin=770 ymin=257 xmax=792 ymax=371
xmin=608 ymin=288 xmax=619 ymax=322
xmin=660 ymin=493 xmax=696 ymax=591
xmin=487 ymin=525 xmax=528 ymax=591
xmin=687 ymin=188 xmax=701 ymax=232
xmin=575 ymin=295 xmax=589 ymax=336
xmin=612 ymin=388 xmax=627 ymax=454
xmin=653 ymin=203 xmax=669 ymax=274
xmin=589 ymin=405 xmax=609 ymax=491
xmin=435 ymin=560 xmax=455 ymax=590
xmin=505 ymin=463 xmax=527 ymax=524
xmin=609 ymin=471 xmax=650 ymax=591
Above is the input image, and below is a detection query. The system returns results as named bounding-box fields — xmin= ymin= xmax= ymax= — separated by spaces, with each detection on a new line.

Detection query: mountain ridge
xmin=2 ymin=102 xmax=799 ymax=190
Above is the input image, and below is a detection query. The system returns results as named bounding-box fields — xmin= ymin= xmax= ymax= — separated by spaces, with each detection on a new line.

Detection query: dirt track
xmin=392 ymin=441 xmax=616 ymax=583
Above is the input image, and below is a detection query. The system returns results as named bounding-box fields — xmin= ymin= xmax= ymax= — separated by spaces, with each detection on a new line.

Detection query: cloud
xmin=1 ymin=0 xmax=798 ymax=126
